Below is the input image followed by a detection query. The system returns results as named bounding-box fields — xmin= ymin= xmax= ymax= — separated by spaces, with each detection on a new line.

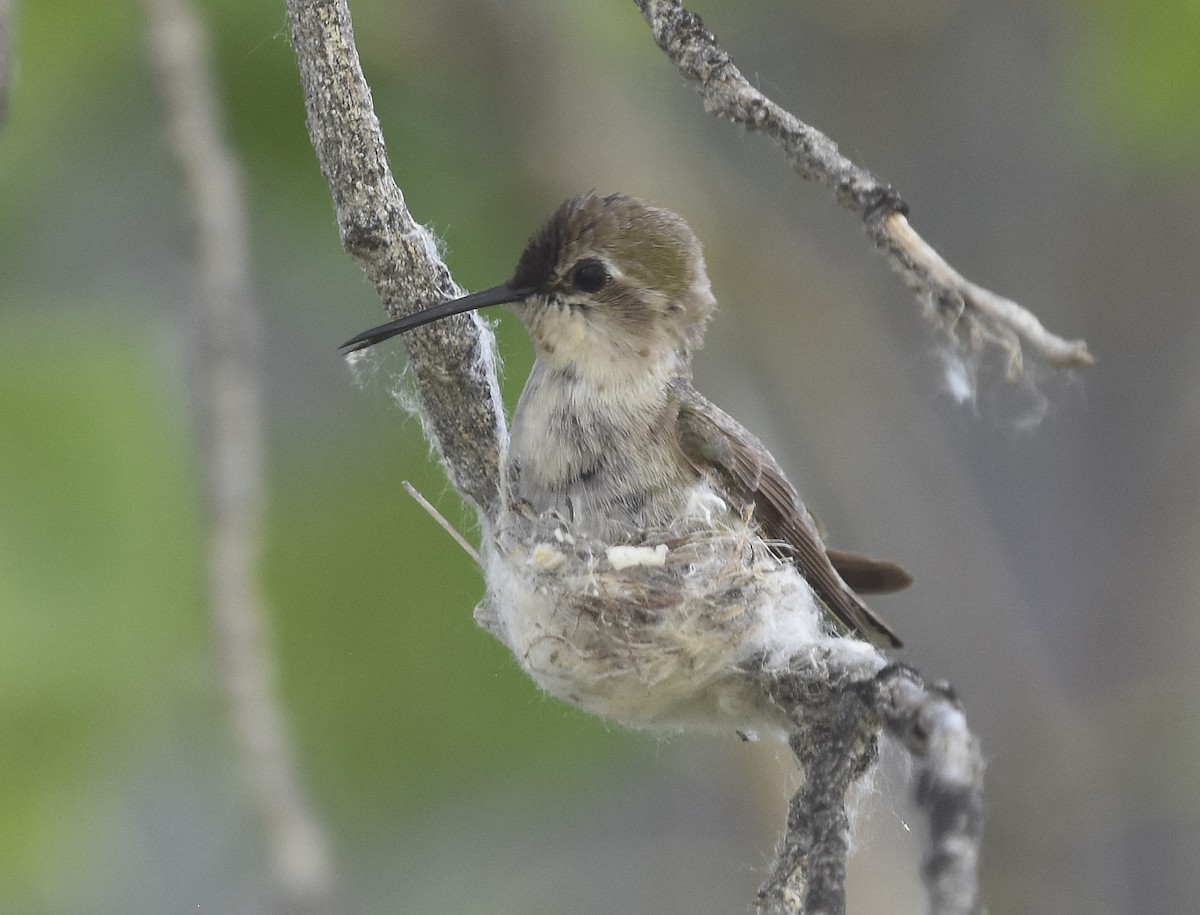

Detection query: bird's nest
xmin=475 ymin=503 xmax=882 ymax=736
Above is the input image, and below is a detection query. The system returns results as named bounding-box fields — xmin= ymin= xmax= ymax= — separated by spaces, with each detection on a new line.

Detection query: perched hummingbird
xmin=342 ymin=193 xmax=909 ymax=653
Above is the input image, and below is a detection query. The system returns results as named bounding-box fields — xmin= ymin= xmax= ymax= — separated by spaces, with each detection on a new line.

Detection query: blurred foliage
xmin=265 ymin=420 xmax=638 ymax=841
xmin=0 ymin=312 xmax=204 ymax=899
xmin=1074 ymin=0 xmax=1200 ymax=166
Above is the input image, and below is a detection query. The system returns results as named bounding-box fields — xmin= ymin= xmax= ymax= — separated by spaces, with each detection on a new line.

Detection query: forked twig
xmin=635 ymin=0 xmax=1092 ymax=376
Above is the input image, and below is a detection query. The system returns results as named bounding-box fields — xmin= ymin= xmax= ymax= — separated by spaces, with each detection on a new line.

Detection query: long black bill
xmin=340 ymin=283 xmax=534 ymax=353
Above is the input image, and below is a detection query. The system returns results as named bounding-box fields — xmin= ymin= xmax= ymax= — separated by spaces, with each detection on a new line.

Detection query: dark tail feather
xmin=828 ymin=549 xmax=914 ymax=595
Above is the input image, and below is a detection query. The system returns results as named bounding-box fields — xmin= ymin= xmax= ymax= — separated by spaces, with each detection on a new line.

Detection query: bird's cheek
xmin=565 ymin=316 xmax=589 ymax=348
xmin=536 ymin=311 xmax=595 ymax=367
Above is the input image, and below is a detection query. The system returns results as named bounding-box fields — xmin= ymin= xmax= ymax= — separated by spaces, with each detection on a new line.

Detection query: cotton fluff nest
xmin=475 ymin=502 xmax=884 ymax=738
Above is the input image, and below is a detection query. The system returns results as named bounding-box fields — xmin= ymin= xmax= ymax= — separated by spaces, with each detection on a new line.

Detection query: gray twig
xmin=877 ymin=666 xmax=985 ymax=915
xmin=757 ymin=678 xmax=880 ymax=915
xmin=402 ymin=480 xmax=483 ymax=568
xmin=143 ymin=0 xmax=334 ymax=910
xmin=634 ymin=0 xmax=1092 ymax=376
xmin=285 ymin=0 xmax=507 ymax=519
xmin=756 ymin=664 xmax=983 ymax=915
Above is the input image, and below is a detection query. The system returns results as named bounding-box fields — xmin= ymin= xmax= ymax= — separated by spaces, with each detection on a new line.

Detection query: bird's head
xmin=342 ymin=193 xmax=716 ymax=381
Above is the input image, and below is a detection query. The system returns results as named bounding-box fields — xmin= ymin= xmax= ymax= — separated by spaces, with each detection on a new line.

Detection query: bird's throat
xmin=507 ymin=360 xmax=692 ymax=538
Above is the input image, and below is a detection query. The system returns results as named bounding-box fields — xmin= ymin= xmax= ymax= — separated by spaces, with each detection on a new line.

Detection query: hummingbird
xmin=342 ymin=193 xmax=909 ymax=652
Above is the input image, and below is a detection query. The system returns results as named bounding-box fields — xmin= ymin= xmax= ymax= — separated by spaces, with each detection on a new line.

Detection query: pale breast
xmin=508 ymin=363 xmax=699 ymax=540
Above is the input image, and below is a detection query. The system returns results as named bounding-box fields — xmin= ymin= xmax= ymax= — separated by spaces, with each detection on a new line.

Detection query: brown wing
xmin=674 ymin=386 xmax=905 ymax=648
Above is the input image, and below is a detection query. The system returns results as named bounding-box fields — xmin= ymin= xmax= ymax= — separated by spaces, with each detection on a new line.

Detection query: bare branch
xmin=756 ymin=677 xmax=880 ymax=915
xmin=634 ymin=0 xmax=1093 ymax=375
xmin=756 ymin=664 xmax=983 ymax=915
xmin=402 ymin=480 xmax=482 ymax=568
xmin=285 ymin=0 xmax=507 ymax=519
xmin=877 ymin=666 xmax=984 ymax=915
xmin=143 ymin=0 xmax=333 ymax=910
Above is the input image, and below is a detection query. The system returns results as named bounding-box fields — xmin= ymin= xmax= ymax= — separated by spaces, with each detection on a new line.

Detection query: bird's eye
xmin=570 ymin=259 xmax=609 ymax=293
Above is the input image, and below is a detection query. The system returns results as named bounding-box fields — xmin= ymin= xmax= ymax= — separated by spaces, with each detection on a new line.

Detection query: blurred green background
xmin=2 ymin=0 xmax=1199 ymax=912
